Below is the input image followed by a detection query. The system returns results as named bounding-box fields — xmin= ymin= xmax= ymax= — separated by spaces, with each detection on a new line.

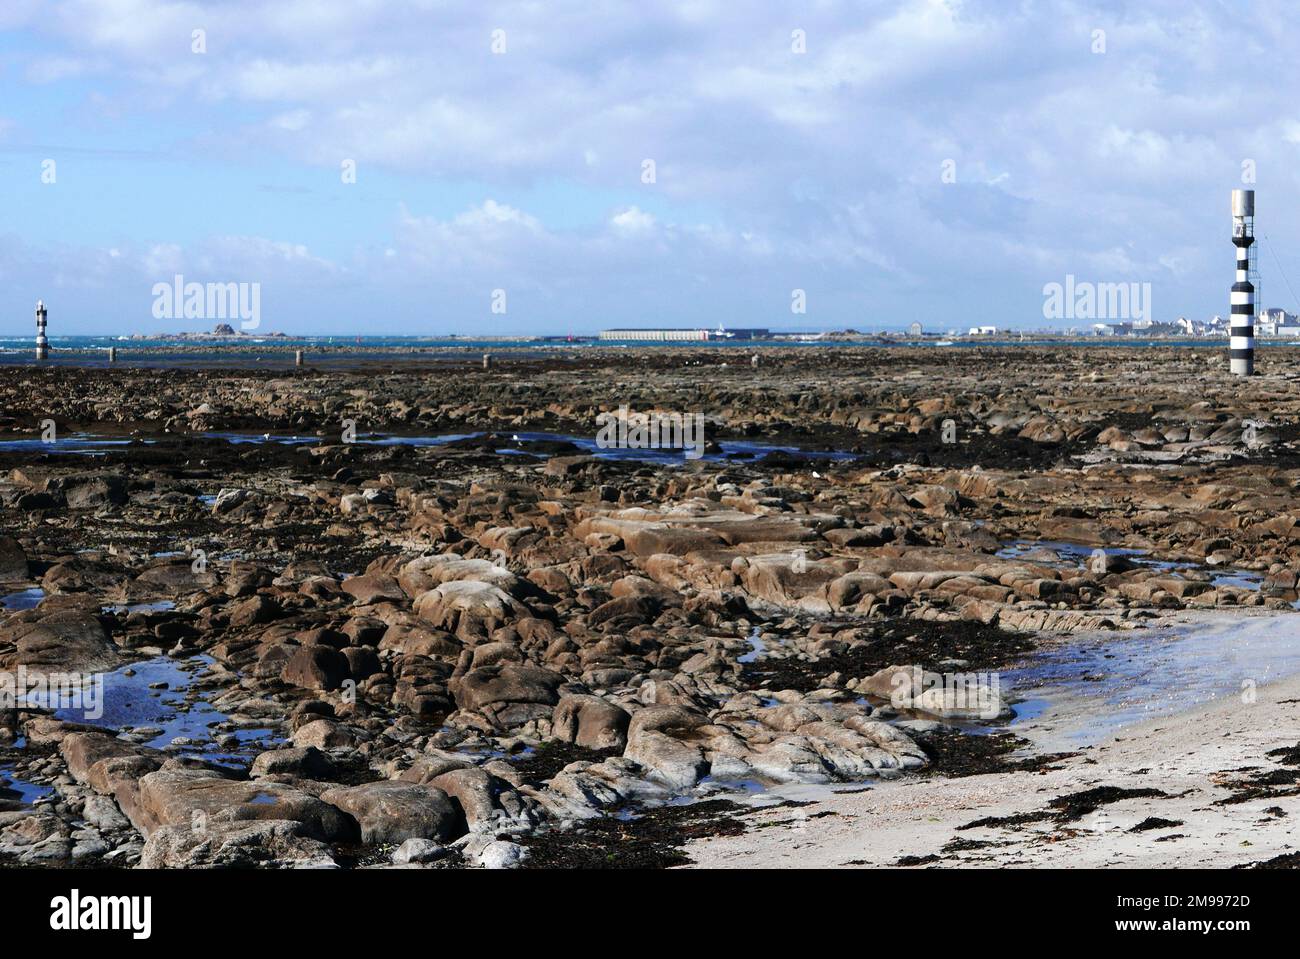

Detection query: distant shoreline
xmin=5 ymin=337 xmax=1300 ymax=372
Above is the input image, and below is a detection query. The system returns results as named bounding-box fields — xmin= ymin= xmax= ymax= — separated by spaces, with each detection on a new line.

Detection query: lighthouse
xmin=1230 ymin=190 xmax=1255 ymax=376
xmin=35 ymin=300 xmax=49 ymax=361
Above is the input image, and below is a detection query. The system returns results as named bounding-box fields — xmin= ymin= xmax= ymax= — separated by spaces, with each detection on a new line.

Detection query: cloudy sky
xmin=2 ymin=0 xmax=1298 ymax=336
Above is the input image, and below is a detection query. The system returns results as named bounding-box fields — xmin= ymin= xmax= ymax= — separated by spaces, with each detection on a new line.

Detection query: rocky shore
xmin=2 ymin=345 xmax=1299 ymax=868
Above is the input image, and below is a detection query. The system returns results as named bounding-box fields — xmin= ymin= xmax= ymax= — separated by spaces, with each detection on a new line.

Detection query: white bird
xmin=812 ymin=470 xmax=822 ymax=479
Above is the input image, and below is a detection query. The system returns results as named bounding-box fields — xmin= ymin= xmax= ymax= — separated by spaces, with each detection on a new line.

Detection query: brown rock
xmin=552 ymin=694 xmax=631 ymax=749
xmin=281 ymin=644 xmax=349 ymax=691
xmin=319 ymin=781 xmax=460 ymax=844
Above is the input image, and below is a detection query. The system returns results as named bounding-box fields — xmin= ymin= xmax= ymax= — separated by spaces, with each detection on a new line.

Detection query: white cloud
xmin=610 ymin=206 xmax=656 ymax=233
xmin=8 ymin=0 xmax=1300 ymax=329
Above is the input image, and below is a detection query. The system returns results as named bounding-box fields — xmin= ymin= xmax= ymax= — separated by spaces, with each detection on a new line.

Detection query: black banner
xmin=3 ymin=866 xmax=1277 ymax=946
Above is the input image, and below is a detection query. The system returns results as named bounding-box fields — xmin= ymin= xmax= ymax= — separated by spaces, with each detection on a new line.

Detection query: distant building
xmin=598 ymin=327 xmax=769 ymax=341
xmin=1260 ymin=309 xmax=1300 ymax=337
xmin=967 ymin=326 xmax=997 ymax=336
xmin=907 ymin=321 xmax=923 ymax=337
xmin=599 ymin=328 xmax=710 ymax=341
xmin=1105 ymin=320 xmax=1184 ymax=336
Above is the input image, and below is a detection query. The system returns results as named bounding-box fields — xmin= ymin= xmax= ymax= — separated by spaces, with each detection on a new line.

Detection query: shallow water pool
xmin=1002 ymin=611 xmax=1300 ymax=750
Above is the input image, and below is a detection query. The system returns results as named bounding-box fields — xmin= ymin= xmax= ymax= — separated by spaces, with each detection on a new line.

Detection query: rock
xmin=0 ymin=812 xmax=71 ymax=862
xmin=134 ymin=559 xmax=217 ymax=590
xmin=211 ymin=488 xmax=250 ymax=514
xmin=826 ymin=571 xmax=892 ymax=609
xmin=540 ymin=757 xmax=672 ymax=818
xmin=342 ymin=645 xmax=381 ymax=679
xmin=292 ymin=718 xmax=357 ymax=749
xmin=81 ymin=794 xmax=131 ymax=832
xmin=0 ymin=611 xmax=120 ymax=673
xmin=732 ymin=553 xmax=845 ymax=611
xmin=401 ymin=555 xmax=522 ymax=596
xmin=857 ymin=665 xmax=1009 ymax=720
xmin=470 ymin=641 xmax=524 ymax=670
xmin=60 ymin=731 xmax=161 ymax=787
xmin=341 ymin=573 xmax=406 ymax=606
xmin=414 ymin=580 xmax=522 ymax=638
xmin=477 ymin=839 xmax=529 ymax=869
xmin=140 ymin=818 xmax=337 ymax=868
xmin=552 ymin=694 xmax=631 ymax=749
xmin=319 ymin=781 xmax=461 ymax=845
xmin=452 ymin=663 xmax=565 ymax=719
xmin=823 ymin=526 xmax=893 ymax=548
xmin=587 ymin=594 xmax=660 ymax=627
xmin=623 ymin=706 xmax=711 ymax=789
xmin=0 ymin=536 xmax=29 ymax=582
xmin=63 ymin=475 xmax=127 ymax=509
xmin=281 ymin=644 xmax=350 ymax=691
xmin=135 ymin=764 xmax=356 ymax=840
xmin=427 ymin=767 xmax=541 ymax=833
xmin=379 ymin=624 xmax=461 ymax=657
xmin=392 ymin=837 xmax=447 ymax=864
xmin=250 ymin=746 xmax=337 ymax=779
xmin=624 ymin=525 xmax=727 ymax=557
xmin=227 ymin=594 xmax=283 ymax=628
xmin=398 ymin=753 xmax=474 ymax=784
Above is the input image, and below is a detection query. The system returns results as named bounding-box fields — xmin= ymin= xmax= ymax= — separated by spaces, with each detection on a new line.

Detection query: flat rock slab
xmin=136 ymin=764 xmax=357 ymax=841
xmin=320 ymin=781 xmax=461 ymax=844
xmin=0 ymin=610 xmax=121 ymax=673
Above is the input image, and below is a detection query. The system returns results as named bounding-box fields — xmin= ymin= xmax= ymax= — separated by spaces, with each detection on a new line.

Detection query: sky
xmin=2 ymin=0 xmax=1300 ymax=336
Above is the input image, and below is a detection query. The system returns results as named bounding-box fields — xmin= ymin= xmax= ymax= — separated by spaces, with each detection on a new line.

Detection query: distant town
xmin=593 ymin=309 xmax=1300 ymax=342
xmin=37 ymin=313 xmax=1300 ymax=344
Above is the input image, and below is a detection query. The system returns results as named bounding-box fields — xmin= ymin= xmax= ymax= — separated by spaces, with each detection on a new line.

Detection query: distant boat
xmin=935 ymin=339 xmax=955 ymax=346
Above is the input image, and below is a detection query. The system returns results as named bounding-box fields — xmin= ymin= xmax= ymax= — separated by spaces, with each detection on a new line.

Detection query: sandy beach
xmin=688 ymin=610 xmax=1300 ymax=869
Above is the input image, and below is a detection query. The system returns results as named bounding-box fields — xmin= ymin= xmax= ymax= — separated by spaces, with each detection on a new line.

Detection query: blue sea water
xmin=0 ymin=334 xmax=1285 ymax=368
xmin=0 ymin=429 xmax=857 ymax=464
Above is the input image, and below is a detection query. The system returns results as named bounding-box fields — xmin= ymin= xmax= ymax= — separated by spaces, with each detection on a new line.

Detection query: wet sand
xmin=687 ymin=613 xmax=1300 ymax=868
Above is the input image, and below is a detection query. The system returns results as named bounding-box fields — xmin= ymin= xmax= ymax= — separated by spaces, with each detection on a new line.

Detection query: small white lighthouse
xmin=1230 ymin=190 xmax=1255 ymax=376
xmin=35 ymin=300 xmax=49 ymax=360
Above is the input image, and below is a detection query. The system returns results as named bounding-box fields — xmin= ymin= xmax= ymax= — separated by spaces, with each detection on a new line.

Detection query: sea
xmin=0 ymin=334 xmax=1282 ymax=368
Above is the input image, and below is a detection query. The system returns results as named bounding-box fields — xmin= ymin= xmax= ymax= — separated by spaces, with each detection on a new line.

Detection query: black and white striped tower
xmin=1230 ymin=189 xmax=1255 ymax=376
xmin=35 ymin=299 xmax=49 ymax=361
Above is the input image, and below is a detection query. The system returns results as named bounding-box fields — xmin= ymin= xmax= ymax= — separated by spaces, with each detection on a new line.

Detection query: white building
xmin=599 ymin=328 xmax=710 ymax=341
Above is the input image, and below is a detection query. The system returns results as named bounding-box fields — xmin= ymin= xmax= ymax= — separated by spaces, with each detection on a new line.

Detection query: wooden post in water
xmin=483 ymin=353 xmax=492 ymax=370
xmin=295 ymin=350 xmax=304 ymax=367
xmin=108 ymin=347 xmax=117 ymax=362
